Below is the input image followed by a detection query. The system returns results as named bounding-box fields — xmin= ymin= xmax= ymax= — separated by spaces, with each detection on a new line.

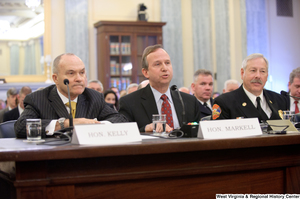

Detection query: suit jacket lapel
xmin=171 ymin=90 xmax=183 ymax=126
xmin=141 ymin=85 xmax=158 ymax=122
xmin=236 ymin=87 xmax=260 ymax=118
xmin=76 ymin=93 xmax=88 ymax=118
xmin=48 ymin=86 xmax=69 ymax=118
xmin=263 ymin=90 xmax=280 ymax=119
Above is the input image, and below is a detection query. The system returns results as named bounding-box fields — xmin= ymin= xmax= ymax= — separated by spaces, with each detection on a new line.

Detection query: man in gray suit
xmin=15 ymin=53 xmax=128 ymax=138
xmin=0 ymin=87 xmax=18 ymax=123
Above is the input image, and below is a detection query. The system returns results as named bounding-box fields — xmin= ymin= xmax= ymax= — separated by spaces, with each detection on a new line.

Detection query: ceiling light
xmin=25 ymin=0 xmax=41 ymax=11
xmin=0 ymin=20 xmax=10 ymax=34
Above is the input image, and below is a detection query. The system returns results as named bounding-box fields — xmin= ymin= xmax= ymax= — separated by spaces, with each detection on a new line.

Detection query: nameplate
xmin=198 ymin=118 xmax=262 ymax=139
xmin=71 ymin=122 xmax=141 ymax=145
xmin=266 ymin=120 xmax=298 ymax=132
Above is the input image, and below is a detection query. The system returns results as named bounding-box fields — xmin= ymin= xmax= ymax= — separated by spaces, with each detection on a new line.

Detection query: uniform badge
xmin=270 ymin=100 xmax=273 ymax=104
xmin=242 ymin=102 xmax=247 ymax=107
xmin=212 ymin=104 xmax=221 ymax=119
xmin=278 ymin=110 xmax=283 ymax=119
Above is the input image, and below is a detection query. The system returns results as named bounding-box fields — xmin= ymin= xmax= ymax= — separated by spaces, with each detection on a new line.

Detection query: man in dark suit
xmin=191 ymin=69 xmax=214 ymax=119
xmin=282 ymin=67 xmax=300 ymax=113
xmin=119 ymin=44 xmax=201 ymax=132
xmin=3 ymin=86 xmax=32 ymax=122
xmin=213 ymin=53 xmax=288 ymax=122
xmin=15 ymin=53 xmax=128 ymax=138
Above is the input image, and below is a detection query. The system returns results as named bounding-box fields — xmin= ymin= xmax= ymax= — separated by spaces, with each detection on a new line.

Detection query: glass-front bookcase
xmin=94 ymin=21 xmax=166 ymax=91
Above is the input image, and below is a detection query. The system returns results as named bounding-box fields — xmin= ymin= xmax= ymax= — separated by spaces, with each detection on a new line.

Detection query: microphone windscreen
xmin=280 ymin=90 xmax=288 ymax=96
xmin=170 ymin=85 xmax=177 ymax=91
xmin=64 ymin=79 xmax=69 ymax=85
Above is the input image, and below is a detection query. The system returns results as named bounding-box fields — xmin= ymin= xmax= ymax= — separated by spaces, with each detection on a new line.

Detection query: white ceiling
xmin=0 ymin=0 xmax=44 ymax=40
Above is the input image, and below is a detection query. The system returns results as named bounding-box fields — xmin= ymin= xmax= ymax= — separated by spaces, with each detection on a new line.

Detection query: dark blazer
xmin=3 ymin=107 xmax=19 ymax=122
xmin=119 ymin=84 xmax=202 ymax=132
xmin=213 ymin=86 xmax=288 ymax=120
xmin=198 ymin=98 xmax=213 ymax=119
xmin=14 ymin=85 xmax=128 ymax=138
xmin=0 ymin=107 xmax=9 ymax=123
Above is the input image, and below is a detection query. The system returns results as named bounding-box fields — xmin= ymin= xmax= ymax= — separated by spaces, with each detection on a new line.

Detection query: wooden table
xmin=1 ymin=133 xmax=300 ymax=199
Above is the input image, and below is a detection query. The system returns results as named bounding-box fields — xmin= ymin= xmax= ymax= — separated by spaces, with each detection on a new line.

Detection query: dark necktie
xmin=161 ymin=94 xmax=174 ymax=128
xmin=203 ymin=102 xmax=212 ymax=114
xmin=256 ymin=97 xmax=268 ymax=121
xmin=295 ymin=101 xmax=299 ymax=114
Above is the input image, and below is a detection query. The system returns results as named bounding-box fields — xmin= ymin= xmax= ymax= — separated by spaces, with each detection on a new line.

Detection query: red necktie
xmin=295 ymin=101 xmax=299 ymax=114
xmin=161 ymin=94 xmax=174 ymax=128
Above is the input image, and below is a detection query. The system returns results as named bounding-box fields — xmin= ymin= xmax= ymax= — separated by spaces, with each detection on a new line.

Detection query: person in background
xmin=282 ymin=67 xmax=300 ymax=113
xmin=179 ymin=87 xmax=190 ymax=94
xmin=14 ymin=53 xmax=127 ymax=138
xmin=0 ymin=87 xmax=18 ymax=123
xmin=126 ymin=83 xmax=138 ymax=94
xmin=110 ymin=86 xmax=120 ymax=99
xmin=212 ymin=92 xmax=220 ymax=99
xmin=119 ymin=44 xmax=201 ymax=132
xmin=191 ymin=69 xmax=214 ymax=119
xmin=104 ymin=90 xmax=119 ymax=110
xmin=213 ymin=53 xmax=288 ymax=122
xmin=87 ymin=79 xmax=104 ymax=93
xmin=119 ymin=90 xmax=127 ymax=98
xmin=3 ymin=86 xmax=32 ymax=122
xmin=223 ymin=79 xmax=240 ymax=93
xmin=0 ymin=99 xmax=6 ymax=110
xmin=138 ymin=79 xmax=149 ymax=89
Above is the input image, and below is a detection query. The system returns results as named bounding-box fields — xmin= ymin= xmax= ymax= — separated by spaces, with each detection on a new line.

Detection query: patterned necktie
xmin=256 ymin=97 xmax=268 ymax=121
xmin=65 ymin=102 xmax=77 ymax=118
xmin=161 ymin=94 xmax=174 ymax=128
xmin=295 ymin=101 xmax=299 ymax=114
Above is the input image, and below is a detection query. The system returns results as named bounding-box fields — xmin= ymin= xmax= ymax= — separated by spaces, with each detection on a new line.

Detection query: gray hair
xmin=88 ymin=79 xmax=103 ymax=91
xmin=19 ymin=86 xmax=32 ymax=96
xmin=289 ymin=67 xmax=300 ymax=84
xmin=193 ymin=69 xmax=213 ymax=82
xmin=126 ymin=83 xmax=139 ymax=94
xmin=52 ymin=53 xmax=77 ymax=74
xmin=6 ymin=87 xmax=18 ymax=97
xmin=241 ymin=53 xmax=269 ymax=70
xmin=141 ymin=44 xmax=164 ymax=70
xmin=224 ymin=79 xmax=240 ymax=90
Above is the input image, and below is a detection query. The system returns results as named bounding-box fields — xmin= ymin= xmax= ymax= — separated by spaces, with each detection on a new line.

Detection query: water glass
xmin=26 ymin=119 xmax=42 ymax=141
xmin=283 ymin=111 xmax=296 ymax=123
xmin=152 ymin=114 xmax=166 ymax=135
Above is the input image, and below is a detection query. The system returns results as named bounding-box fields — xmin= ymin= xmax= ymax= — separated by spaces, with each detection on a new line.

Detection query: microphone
xmin=280 ymin=90 xmax=300 ymax=100
xmin=170 ymin=85 xmax=186 ymax=124
xmin=63 ymin=79 xmax=73 ymax=131
xmin=170 ymin=85 xmax=198 ymax=137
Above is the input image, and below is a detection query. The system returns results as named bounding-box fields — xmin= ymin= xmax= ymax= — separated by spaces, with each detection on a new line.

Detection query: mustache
xmin=250 ymin=79 xmax=263 ymax=84
xmin=71 ymin=84 xmax=84 ymax=87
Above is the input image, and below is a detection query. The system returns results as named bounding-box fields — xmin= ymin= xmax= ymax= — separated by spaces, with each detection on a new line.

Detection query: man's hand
xmin=55 ymin=118 xmax=101 ymax=130
xmin=145 ymin=123 xmax=173 ymax=133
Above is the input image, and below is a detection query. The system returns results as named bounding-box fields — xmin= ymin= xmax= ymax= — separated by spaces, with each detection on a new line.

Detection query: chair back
xmin=0 ymin=120 xmax=17 ymax=138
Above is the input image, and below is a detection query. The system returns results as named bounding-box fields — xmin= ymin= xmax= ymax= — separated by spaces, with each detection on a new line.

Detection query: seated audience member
xmin=110 ymin=86 xmax=120 ymax=98
xmin=119 ymin=44 xmax=201 ymax=132
xmin=138 ymin=79 xmax=149 ymax=89
xmin=212 ymin=92 xmax=220 ymax=99
xmin=126 ymin=83 xmax=138 ymax=94
xmin=87 ymin=79 xmax=103 ymax=93
xmin=0 ymin=87 xmax=18 ymax=123
xmin=14 ymin=53 xmax=128 ymax=138
xmin=119 ymin=90 xmax=127 ymax=98
xmin=104 ymin=90 xmax=119 ymax=110
xmin=0 ymin=99 xmax=5 ymax=110
xmin=223 ymin=79 xmax=240 ymax=93
xmin=283 ymin=67 xmax=300 ymax=113
xmin=179 ymin=87 xmax=190 ymax=94
xmin=3 ymin=86 xmax=32 ymax=122
xmin=191 ymin=69 xmax=214 ymax=119
xmin=213 ymin=53 xmax=288 ymax=122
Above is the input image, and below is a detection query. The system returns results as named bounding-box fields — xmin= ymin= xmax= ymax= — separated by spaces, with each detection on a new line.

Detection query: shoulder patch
xmin=212 ymin=104 xmax=221 ymax=120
